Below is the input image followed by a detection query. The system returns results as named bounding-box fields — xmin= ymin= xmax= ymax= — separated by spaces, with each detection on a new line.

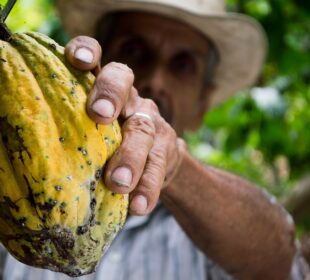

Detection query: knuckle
xmin=108 ymin=62 xmax=134 ymax=77
xmin=144 ymin=98 xmax=159 ymax=113
xmin=120 ymin=144 xmax=146 ymax=164
xmin=94 ymin=80 xmax=127 ymax=108
xmin=168 ymin=125 xmax=177 ymax=140
xmin=149 ymin=147 xmax=166 ymax=167
xmin=125 ymin=117 xmax=156 ymax=139
xmin=130 ymin=87 xmax=139 ymax=101
xmin=96 ymin=63 xmax=134 ymax=94
xmin=158 ymin=115 xmax=176 ymax=137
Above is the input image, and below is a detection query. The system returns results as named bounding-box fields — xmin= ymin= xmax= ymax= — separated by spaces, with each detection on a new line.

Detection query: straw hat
xmin=55 ymin=0 xmax=267 ymax=107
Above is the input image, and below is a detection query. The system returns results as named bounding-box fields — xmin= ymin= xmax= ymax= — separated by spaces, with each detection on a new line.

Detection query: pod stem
xmin=0 ymin=22 xmax=11 ymax=41
xmin=0 ymin=0 xmax=18 ymax=41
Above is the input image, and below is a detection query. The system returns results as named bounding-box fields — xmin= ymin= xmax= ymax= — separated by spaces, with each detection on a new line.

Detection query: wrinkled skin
xmin=65 ymin=12 xmax=296 ymax=280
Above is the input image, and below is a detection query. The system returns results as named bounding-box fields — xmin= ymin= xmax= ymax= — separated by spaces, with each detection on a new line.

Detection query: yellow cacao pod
xmin=0 ymin=31 xmax=128 ymax=276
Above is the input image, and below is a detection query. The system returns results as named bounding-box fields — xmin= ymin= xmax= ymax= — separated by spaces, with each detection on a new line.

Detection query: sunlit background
xmin=1 ymin=0 xmax=310 ymax=236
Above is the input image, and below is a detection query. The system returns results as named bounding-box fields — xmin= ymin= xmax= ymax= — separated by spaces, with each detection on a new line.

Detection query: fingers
xmin=105 ymin=109 xmax=156 ymax=190
xmin=65 ymin=36 xmax=102 ymax=70
xmin=104 ymin=101 xmax=180 ymax=215
xmin=87 ymin=62 xmax=135 ymax=124
xmin=129 ymin=142 xmax=167 ymax=215
xmin=104 ymin=112 xmax=157 ymax=215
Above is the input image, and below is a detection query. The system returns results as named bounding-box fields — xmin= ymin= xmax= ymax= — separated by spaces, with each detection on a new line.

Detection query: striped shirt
xmin=0 ymin=204 xmax=308 ymax=280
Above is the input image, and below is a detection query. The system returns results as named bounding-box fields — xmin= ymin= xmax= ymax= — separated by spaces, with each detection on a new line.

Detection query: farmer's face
xmin=103 ymin=12 xmax=214 ymax=135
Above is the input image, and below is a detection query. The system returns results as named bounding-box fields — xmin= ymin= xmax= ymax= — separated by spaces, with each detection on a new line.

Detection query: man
xmin=0 ymin=0 xmax=308 ymax=279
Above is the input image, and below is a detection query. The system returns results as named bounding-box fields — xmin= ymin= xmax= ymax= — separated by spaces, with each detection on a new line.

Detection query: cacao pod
xmin=0 ymin=31 xmax=128 ymax=276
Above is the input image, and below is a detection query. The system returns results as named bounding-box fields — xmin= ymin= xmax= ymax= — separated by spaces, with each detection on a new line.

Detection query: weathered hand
xmin=65 ymin=36 xmax=184 ymax=215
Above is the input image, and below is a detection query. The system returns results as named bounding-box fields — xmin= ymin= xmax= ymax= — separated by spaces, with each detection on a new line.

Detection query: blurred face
xmin=102 ymin=12 xmax=214 ymax=135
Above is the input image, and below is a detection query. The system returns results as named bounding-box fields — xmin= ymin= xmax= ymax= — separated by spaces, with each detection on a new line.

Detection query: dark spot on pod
xmin=67 ymin=269 xmax=82 ymax=277
xmin=90 ymin=236 xmax=100 ymax=244
xmin=59 ymin=137 xmax=65 ymax=143
xmin=90 ymin=218 xmax=96 ymax=227
xmin=79 ymin=250 xmax=86 ymax=257
xmin=3 ymin=196 xmax=19 ymax=211
xmin=95 ymin=169 xmax=102 ymax=180
xmin=1 ymin=134 xmax=8 ymax=143
xmin=62 ymin=97 xmax=66 ymax=101
xmin=59 ymin=202 xmax=66 ymax=214
xmin=48 ymin=198 xmax=57 ymax=206
xmin=18 ymin=217 xmax=27 ymax=227
xmin=70 ymin=79 xmax=78 ymax=86
xmin=21 ymin=245 xmax=32 ymax=256
xmin=54 ymin=185 xmax=62 ymax=191
xmin=76 ymin=225 xmax=89 ymax=235
xmin=52 ymin=224 xmax=62 ymax=233
xmin=96 ymin=221 xmax=101 ymax=225
xmin=111 ymin=192 xmax=116 ymax=196
xmin=90 ymin=181 xmax=96 ymax=191
xmin=90 ymin=198 xmax=96 ymax=210
xmin=42 ymin=177 xmax=46 ymax=181
xmin=15 ymin=234 xmax=22 ymax=239
xmin=77 ymin=147 xmax=87 ymax=155
xmin=0 ymin=58 xmax=6 ymax=63
xmin=35 ymin=96 xmax=40 ymax=100
xmin=38 ymin=199 xmax=57 ymax=211
xmin=50 ymin=43 xmax=57 ymax=50
xmin=51 ymin=73 xmax=57 ymax=79
xmin=86 ymin=160 xmax=92 ymax=166
xmin=70 ymin=88 xmax=75 ymax=94
xmin=108 ymin=212 xmax=113 ymax=216
xmin=80 ymin=165 xmax=84 ymax=169
xmin=15 ymin=125 xmax=22 ymax=132
xmin=20 ymin=69 xmax=25 ymax=72
xmin=62 ymin=237 xmax=75 ymax=250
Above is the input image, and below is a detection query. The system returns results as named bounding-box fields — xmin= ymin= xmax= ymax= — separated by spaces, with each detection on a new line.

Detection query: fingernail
xmin=74 ymin=47 xmax=93 ymax=64
xmin=111 ymin=167 xmax=132 ymax=187
xmin=92 ymin=99 xmax=115 ymax=118
xmin=131 ymin=195 xmax=148 ymax=213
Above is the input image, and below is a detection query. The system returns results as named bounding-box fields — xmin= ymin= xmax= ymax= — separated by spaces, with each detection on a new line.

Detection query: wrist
xmin=163 ymin=138 xmax=188 ymax=188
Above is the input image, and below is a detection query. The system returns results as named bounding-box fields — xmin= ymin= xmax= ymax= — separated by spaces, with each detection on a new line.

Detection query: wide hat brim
xmin=55 ymin=0 xmax=267 ymax=107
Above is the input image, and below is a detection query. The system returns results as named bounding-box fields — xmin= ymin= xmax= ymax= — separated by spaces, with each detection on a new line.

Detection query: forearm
xmin=160 ymin=147 xmax=296 ymax=280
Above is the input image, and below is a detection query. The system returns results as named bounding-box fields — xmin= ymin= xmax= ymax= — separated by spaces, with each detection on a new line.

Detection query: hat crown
xmin=117 ymin=0 xmax=226 ymax=13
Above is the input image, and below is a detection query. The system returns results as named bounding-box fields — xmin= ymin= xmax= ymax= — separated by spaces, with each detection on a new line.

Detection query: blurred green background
xmin=1 ymin=0 xmax=310 ymax=234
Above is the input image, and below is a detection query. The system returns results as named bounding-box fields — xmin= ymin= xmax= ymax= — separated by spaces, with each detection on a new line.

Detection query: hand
xmin=65 ymin=36 xmax=184 ymax=216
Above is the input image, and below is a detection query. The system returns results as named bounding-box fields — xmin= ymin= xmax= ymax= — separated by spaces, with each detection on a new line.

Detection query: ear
xmin=197 ymin=84 xmax=216 ymax=118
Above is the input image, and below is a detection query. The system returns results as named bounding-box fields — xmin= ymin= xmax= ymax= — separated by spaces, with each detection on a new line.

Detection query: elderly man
xmin=0 ymin=0 xmax=308 ymax=279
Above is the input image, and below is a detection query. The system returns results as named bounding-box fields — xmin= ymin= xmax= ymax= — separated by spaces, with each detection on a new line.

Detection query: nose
xmin=137 ymin=65 xmax=166 ymax=96
xmin=136 ymin=67 xmax=173 ymax=123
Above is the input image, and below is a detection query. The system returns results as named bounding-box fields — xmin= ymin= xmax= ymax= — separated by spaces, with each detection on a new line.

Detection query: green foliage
xmin=187 ymin=0 xmax=310 ymax=218
xmin=0 ymin=0 xmax=68 ymax=44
